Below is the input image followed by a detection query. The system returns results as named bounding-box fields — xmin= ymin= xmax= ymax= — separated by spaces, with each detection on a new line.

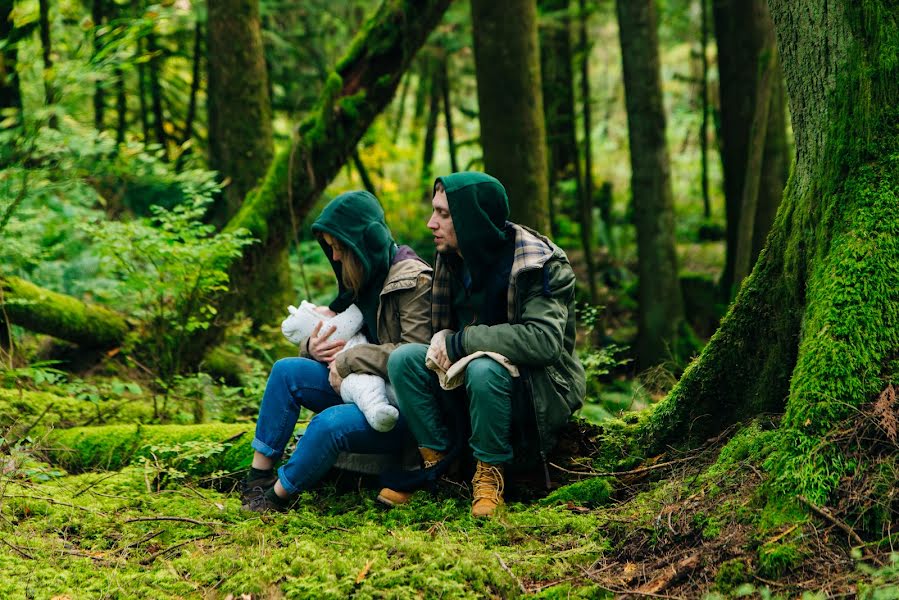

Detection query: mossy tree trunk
xmin=639 ymin=0 xmax=899 ymax=504
xmin=616 ymin=0 xmax=686 ymax=369
xmin=0 ymin=0 xmax=22 ymax=123
xmin=206 ymin=0 xmax=273 ymax=229
xmin=713 ymin=0 xmax=789 ymax=298
xmin=206 ymin=0 xmax=284 ymax=326
xmin=471 ymin=0 xmax=550 ymax=233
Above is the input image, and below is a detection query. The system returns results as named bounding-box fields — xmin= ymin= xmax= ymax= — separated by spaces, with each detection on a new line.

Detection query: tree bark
xmin=38 ymin=0 xmax=56 ymax=127
xmin=638 ymin=0 xmax=899 ymax=504
xmin=92 ymin=0 xmax=105 ymax=131
xmin=421 ymin=51 xmax=441 ymax=191
xmin=616 ymin=0 xmax=686 ymax=369
xmin=699 ymin=0 xmax=710 ymax=219
xmin=471 ymin=0 xmax=550 ymax=232
xmin=0 ymin=0 xmax=22 ymax=122
xmin=115 ymin=66 xmax=126 ymax=145
xmin=206 ymin=0 xmax=273 ymax=229
xmin=440 ymin=56 xmax=458 ymax=173
xmin=179 ymin=18 xmax=202 ymax=152
xmin=713 ymin=0 xmax=789 ymax=298
xmin=576 ymin=0 xmax=598 ymax=304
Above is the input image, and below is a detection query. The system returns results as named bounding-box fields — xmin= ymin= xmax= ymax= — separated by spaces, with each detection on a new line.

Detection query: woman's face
xmin=323 ymin=233 xmax=344 ymax=262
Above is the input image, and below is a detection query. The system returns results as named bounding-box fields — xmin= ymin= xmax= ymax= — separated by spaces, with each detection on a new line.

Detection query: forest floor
xmin=1 ymin=405 xmax=896 ymax=599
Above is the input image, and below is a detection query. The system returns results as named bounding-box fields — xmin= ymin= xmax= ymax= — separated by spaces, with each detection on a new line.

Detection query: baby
xmin=281 ymin=301 xmax=399 ymax=432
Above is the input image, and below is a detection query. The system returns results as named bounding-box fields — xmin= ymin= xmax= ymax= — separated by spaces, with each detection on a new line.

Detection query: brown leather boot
xmin=376 ymin=447 xmax=446 ymax=507
xmin=471 ymin=460 xmax=504 ymax=518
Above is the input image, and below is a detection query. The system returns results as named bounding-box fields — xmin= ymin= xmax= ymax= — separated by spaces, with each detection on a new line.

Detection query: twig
xmin=139 ymin=533 xmax=218 ymax=565
xmin=124 ymin=516 xmax=223 ymax=528
xmin=0 ymin=404 xmax=53 ymax=454
xmin=119 ymin=529 xmax=163 ymax=552
xmin=0 ymin=537 xmax=35 ymax=559
xmin=71 ymin=472 xmax=119 ymax=498
xmin=494 ymin=553 xmax=527 ymax=595
xmin=549 ymin=454 xmax=698 ymax=478
xmin=796 ymin=495 xmax=877 ymax=564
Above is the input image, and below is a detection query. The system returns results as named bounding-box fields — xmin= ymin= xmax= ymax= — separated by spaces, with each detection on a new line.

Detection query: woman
xmin=241 ymin=190 xmax=432 ymax=512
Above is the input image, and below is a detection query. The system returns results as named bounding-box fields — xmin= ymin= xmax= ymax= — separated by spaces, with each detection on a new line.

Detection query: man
xmin=377 ymin=172 xmax=585 ymax=517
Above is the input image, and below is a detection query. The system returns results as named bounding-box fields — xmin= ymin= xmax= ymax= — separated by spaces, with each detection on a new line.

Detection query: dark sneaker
xmin=243 ymin=488 xmax=292 ymax=514
xmin=240 ymin=474 xmax=278 ymax=508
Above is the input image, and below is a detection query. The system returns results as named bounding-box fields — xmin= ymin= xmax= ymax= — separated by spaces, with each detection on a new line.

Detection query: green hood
xmin=434 ymin=172 xmax=511 ymax=289
xmin=311 ymin=190 xmax=397 ymax=342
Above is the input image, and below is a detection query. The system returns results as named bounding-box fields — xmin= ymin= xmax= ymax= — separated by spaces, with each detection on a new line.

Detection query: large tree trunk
xmin=639 ymin=0 xmax=899 ymax=504
xmin=471 ymin=0 xmax=550 ymax=232
xmin=713 ymin=0 xmax=790 ymax=298
xmin=616 ymin=0 xmax=686 ymax=369
xmin=205 ymin=0 xmax=282 ymax=325
xmin=206 ymin=0 xmax=273 ymax=229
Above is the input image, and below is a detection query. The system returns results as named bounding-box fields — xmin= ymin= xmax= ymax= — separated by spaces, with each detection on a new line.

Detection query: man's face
xmin=427 ymin=187 xmax=459 ymax=255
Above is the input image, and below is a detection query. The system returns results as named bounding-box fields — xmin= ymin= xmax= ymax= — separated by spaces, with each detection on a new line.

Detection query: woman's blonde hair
xmin=322 ymin=232 xmax=364 ymax=298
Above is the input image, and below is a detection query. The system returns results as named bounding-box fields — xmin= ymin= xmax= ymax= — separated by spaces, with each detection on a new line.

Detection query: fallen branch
xmin=0 ymin=537 xmax=35 ymax=559
xmin=797 ymin=495 xmax=872 ymax=560
xmin=139 ymin=532 xmax=219 ymax=565
xmin=494 ymin=553 xmax=527 ymax=595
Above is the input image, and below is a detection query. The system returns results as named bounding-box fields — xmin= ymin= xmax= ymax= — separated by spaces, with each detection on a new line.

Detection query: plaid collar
xmin=431 ymin=224 xmax=556 ymax=330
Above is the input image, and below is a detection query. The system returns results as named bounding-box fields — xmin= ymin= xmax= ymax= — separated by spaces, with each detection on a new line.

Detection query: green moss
xmin=757 ymin=541 xmax=805 ymax=579
xmin=543 ymin=477 xmax=613 ymax=508
xmin=0 ymin=388 xmax=152 ymax=437
xmin=714 ymin=558 xmax=751 ymax=594
xmin=46 ymin=423 xmax=254 ymax=474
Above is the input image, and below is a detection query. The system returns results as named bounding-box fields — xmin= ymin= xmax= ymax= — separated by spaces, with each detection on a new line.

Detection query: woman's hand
xmin=328 ymin=361 xmax=344 ymax=394
xmin=313 ymin=306 xmax=337 ymax=318
xmin=307 ymin=321 xmax=346 ymax=363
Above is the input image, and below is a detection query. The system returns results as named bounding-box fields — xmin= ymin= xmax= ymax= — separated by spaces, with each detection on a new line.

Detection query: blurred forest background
xmin=1 ymin=0 xmax=897 ymax=597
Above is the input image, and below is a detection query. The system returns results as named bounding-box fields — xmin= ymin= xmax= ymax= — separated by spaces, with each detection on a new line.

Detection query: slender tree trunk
xmin=0 ymin=0 xmax=22 ymax=123
xmin=699 ymin=0 xmax=710 ymax=219
xmin=38 ymin=0 xmax=57 ymax=127
xmin=175 ymin=18 xmax=202 ymax=171
xmin=421 ymin=52 xmax=441 ymax=191
xmin=713 ymin=0 xmax=789 ymax=298
xmin=92 ymin=0 xmax=105 ymax=131
xmin=115 ymin=66 xmax=127 ymax=145
xmin=440 ymin=56 xmax=458 ymax=173
xmin=137 ymin=37 xmax=150 ymax=143
xmin=616 ymin=0 xmax=686 ymax=369
xmin=471 ymin=0 xmax=550 ymax=232
xmin=577 ymin=0 xmax=598 ymax=303
xmin=733 ymin=45 xmax=775 ymax=284
xmin=207 ymin=0 xmax=273 ymax=229
xmin=352 ymin=149 xmax=377 ymax=196
xmin=392 ymin=71 xmax=411 ymax=143
xmin=145 ymin=30 xmax=167 ymax=158
xmin=539 ymin=0 xmax=578 ymax=238
xmin=637 ymin=1 xmax=899 ymax=507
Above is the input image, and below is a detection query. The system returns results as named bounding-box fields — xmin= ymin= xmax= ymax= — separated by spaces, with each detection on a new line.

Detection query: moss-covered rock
xmin=543 ymin=477 xmax=614 ymax=508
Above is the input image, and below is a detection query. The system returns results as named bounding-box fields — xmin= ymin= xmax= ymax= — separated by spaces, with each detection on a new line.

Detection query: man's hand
xmin=308 ymin=321 xmax=346 ymax=363
xmin=328 ymin=361 xmax=344 ymax=394
xmin=428 ymin=334 xmax=453 ymax=371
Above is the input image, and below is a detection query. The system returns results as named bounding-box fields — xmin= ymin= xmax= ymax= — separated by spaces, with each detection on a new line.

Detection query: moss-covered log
xmin=46 ymin=423 xmax=254 ymax=475
xmin=639 ymin=0 xmax=899 ymax=503
xmin=0 ymin=276 xmax=129 ymax=349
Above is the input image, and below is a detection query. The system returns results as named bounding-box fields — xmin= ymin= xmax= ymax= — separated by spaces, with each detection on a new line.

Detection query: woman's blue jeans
xmin=251 ymin=357 xmax=409 ymax=495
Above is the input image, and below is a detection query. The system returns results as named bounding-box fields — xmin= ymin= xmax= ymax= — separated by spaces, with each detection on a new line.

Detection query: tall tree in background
xmin=616 ymin=0 xmax=686 ymax=369
xmin=207 ymin=0 xmax=278 ymax=324
xmin=207 ymin=0 xmax=273 ymax=228
xmin=713 ymin=0 xmax=789 ymax=297
xmin=635 ymin=0 xmax=898 ymax=506
xmin=0 ymin=1 xmax=22 ymax=122
xmin=38 ymin=0 xmax=56 ymax=127
xmin=92 ymin=0 xmax=105 ymax=131
xmin=471 ymin=0 xmax=550 ymax=232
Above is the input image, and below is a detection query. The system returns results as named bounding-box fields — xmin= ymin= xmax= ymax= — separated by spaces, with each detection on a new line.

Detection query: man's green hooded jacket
xmin=432 ymin=172 xmax=586 ymax=462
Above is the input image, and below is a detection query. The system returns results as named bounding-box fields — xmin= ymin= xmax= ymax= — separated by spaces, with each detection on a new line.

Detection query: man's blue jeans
xmin=252 ymin=357 xmax=409 ymax=495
